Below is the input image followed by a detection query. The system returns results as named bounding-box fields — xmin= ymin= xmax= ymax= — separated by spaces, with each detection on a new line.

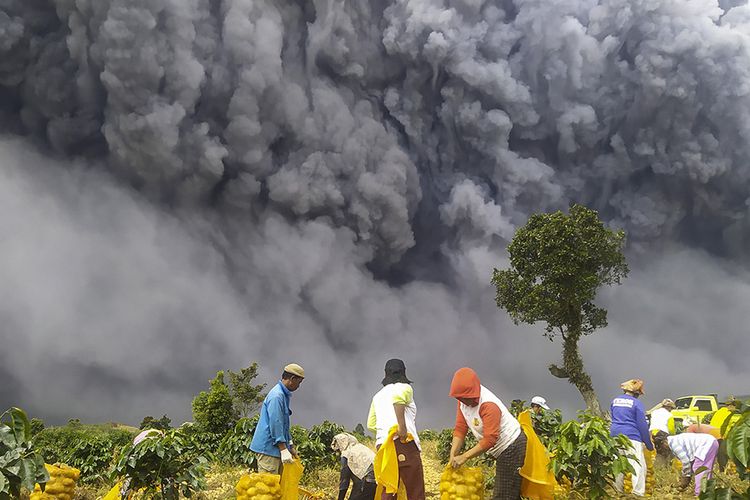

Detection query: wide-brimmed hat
xmin=620 ymin=379 xmax=644 ymax=395
xmin=661 ymin=398 xmax=675 ymax=409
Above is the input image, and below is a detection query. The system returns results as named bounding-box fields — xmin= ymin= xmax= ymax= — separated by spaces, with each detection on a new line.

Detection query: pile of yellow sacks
xmin=235 ymin=473 xmax=282 ymax=500
xmin=30 ymin=464 xmax=80 ymax=500
xmin=439 ymin=466 xmax=484 ymax=500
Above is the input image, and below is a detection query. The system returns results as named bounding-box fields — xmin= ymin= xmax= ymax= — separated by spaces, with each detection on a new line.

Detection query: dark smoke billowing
xmin=2 ymin=0 xmax=750 ymax=428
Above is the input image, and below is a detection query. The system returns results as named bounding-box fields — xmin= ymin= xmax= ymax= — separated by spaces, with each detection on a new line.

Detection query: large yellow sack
xmin=375 ymin=480 xmax=408 ymax=499
xmin=280 ymin=459 xmax=304 ymax=500
xmin=30 ymin=464 xmax=79 ymax=500
xmin=439 ymin=465 xmax=483 ymax=500
xmin=235 ymin=472 xmax=282 ymax=500
xmin=518 ymin=410 xmax=556 ymax=500
xmin=374 ymin=425 xmax=415 ymax=495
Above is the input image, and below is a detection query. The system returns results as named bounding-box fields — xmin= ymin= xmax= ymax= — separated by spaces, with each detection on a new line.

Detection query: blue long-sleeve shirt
xmin=610 ymin=394 xmax=653 ymax=450
xmin=250 ymin=381 xmax=292 ymax=457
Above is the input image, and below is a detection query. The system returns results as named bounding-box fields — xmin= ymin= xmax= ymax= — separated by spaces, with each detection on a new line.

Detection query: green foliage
xmin=139 ymin=415 xmax=172 ymax=431
xmin=531 ymin=408 xmax=563 ymax=448
xmin=700 ymin=478 xmax=750 ymax=499
xmin=216 ymin=416 xmax=259 ymax=469
xmin=32 ymin=424 xmax=134 ymax=484
xmin=418 ymin=429 xmax=440 ymax=441
xmin=191 ymin=371 xmax=238 ymax=435
xmin=509 ymin=399 xmax=526 ymax=417
xmin=293 ymin=421 xmax=345 ymax=472
xmin=0 ymin=407 xmax=49 ymax=500
xmin=492 ymin=203 xmax=628 ymax=339
xmin=727 ymin=401 xmax=750 ymax=481
xmin=112 ymin=429 xmax=208 ymax=499
xmin=29 ymin=418 xmax=45 ymax=437
xmin=549 ymin=411 xmax=634 ymax=499
xmin=353 ymin=423 xmax=367 ymax=438
xmin=227 ymin=362 xmax=267 ymax=418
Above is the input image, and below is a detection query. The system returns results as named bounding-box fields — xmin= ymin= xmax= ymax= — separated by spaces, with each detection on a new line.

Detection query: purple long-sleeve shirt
xmin=610 ymin=394 xmax=653 ymax=450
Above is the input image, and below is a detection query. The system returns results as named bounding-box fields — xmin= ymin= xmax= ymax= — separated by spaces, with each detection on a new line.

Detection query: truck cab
xmin=670 ymin=395 xmax=719 ymax=428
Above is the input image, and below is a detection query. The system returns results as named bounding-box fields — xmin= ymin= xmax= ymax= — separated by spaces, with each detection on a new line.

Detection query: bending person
xmin=449 ymin=367 xmax=527 ymax=500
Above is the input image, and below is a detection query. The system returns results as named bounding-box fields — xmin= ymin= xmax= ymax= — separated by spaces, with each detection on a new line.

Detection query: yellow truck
xmin=647 ymin=394 xmax=743 ymax=434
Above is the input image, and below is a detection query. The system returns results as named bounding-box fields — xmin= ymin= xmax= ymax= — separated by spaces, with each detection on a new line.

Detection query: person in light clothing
xmin=653 ymin=431 xmax=719 ymax=495
xmin=649 ymin=398 xmax=675 ymax=435
xmin=367 ymin=359 xmax=425 ymax=500
xmin=332 ymin=433 xmax=376 ymax=500
xmin=250 ymin=363 xmax=305 ymax=474
xmin=610 ymin=379 xmax=653 ymax=497
xmin=448 ymin=367 xmax=526 ymax=500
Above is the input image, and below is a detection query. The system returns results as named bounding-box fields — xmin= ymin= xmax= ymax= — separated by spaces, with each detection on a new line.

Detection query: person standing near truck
xmin=610 ymin=379 xmax=653 ymax=497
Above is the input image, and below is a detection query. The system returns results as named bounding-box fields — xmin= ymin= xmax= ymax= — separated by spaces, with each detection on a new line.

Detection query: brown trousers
xmin=381 ymin=440 xmax=425 ymax=500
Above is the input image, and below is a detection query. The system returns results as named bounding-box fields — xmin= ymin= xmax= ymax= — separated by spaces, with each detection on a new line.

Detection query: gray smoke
xmin=2 ymin=0 xmax=750 ymax=427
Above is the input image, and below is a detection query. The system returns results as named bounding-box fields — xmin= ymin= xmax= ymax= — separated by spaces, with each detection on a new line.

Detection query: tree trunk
xmin=549 ymin=332 xmax=606 ymax=418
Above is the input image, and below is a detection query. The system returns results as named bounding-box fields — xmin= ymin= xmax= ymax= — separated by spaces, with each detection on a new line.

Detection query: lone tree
xmin=227 ymin=362 xmax=267 ymax=418
xmin=491 ymin=204 xmax=628 ymax=417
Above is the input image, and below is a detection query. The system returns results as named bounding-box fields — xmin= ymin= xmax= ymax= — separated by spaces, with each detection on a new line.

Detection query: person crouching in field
xmin=448 ymin=367 xmax=527 ymax=500
xmin=332 ymin=433 xmax=377 ymax=500
xmin=610 ymin=379 xmax=653 ymax=497
xmin=653 ymin=430 xmax=719 ymax=496
xmin=368 ymin=358 xmax=425 ymax=500
xmin=250 ymin=363 xmax=305 ymax=474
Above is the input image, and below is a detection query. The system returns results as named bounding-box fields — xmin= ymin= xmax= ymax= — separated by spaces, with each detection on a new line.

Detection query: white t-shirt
xmin=649 ymin=408 xmax=673 ymax=434
xmin=367 ymin=383 xmax=421 ymax=450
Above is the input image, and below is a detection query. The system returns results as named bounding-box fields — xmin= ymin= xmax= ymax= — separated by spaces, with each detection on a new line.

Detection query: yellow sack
xmin=280 ymin=459 xmax=304 ymax=500
xmin=101 ymin=483 xmax=123 ymax=500
xmin=235 ymin=472 xmax=281 ymax=500
xmin=439 ymin=465 xmax=483 ymax=500
xmin=517 ymin=411 xmax=556 ymax=500
xmin=374 ymin=481 xmax=408 ymax=499
xmin=30 ymin=463 xmax=80 ymax=500
xmin=373 ymin=425 xmax=414 ymax=495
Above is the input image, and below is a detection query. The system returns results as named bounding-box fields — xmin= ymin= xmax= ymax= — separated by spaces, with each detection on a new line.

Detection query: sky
xmin=1 ymin=0 xmax=750 ymax=430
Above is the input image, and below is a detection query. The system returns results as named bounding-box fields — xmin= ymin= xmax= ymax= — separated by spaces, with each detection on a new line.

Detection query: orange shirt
xmin=453 ymin=401 xmax=501 ymax=450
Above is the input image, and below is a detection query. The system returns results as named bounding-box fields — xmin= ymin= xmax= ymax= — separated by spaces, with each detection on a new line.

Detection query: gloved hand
xmin=280 ymin=448 xmax=294 ymax=464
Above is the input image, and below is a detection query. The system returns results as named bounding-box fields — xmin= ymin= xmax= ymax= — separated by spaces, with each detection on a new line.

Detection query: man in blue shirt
xmin=250 ymin=363 xmax=305 ymax=474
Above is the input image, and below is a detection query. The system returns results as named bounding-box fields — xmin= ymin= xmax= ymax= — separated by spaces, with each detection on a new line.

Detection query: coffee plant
xmin=0 ymin=407 xmax=49 ymax=500
xmin=216 ymin=415 xmax=259 ymax=468
xmin=549 ymin=411 xmax=635 ymax=499
xmin=112 ymin=429 xmax=208 ymax=499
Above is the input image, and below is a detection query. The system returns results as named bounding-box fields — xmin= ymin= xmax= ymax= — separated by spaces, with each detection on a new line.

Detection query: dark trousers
xmin=382 ymin=440 xmax=425 ymax=500
xmin=492 ymin=431 xmax=527 ymax=500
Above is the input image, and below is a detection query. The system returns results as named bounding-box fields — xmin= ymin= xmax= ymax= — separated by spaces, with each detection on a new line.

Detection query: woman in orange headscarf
xmin=448 ymin=367 xmax=527 ymax=500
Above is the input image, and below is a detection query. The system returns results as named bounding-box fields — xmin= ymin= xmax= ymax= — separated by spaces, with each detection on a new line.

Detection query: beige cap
xmin=284 ymin=363 xmax=305 ymax=378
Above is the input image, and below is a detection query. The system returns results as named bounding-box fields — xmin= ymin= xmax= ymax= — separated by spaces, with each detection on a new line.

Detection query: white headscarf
xmin=331 ymin=433 xmax=375 ymax=480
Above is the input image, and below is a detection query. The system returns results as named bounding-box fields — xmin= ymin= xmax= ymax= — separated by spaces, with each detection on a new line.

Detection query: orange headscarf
xmin=449 ymin=367 xmax=481 ymax=399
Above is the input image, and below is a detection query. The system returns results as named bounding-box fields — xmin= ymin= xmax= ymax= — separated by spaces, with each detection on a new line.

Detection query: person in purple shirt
xmin=610 ymin=379 xmax=653 ymax=497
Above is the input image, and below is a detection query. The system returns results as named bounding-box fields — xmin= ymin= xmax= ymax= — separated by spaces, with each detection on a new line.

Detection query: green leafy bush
xmin=112 ymin=429 xmax=208 ymax=499
xmin=531 ymin=408 xmax=563 ymax=448
xmin=700 ymin=400 xmax=750 ymax=499
xmin=32 ymin=424 xmax=134 ymax=484
xmin=292 ymin=421 xmax=345 ymax=472
xmin=549 ymin=411 xmax=634 ymax=499
xmin=216 ymin=416 xmax=259 ymax=468
xmin=0 ymin=407 xmax=49 ymax=500
xmin=192 ymin=371 xmax=238 ymax=436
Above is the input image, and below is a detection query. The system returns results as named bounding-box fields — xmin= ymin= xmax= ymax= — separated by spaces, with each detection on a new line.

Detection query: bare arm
xmin=394 ymin=403 xmax=407 ymax=440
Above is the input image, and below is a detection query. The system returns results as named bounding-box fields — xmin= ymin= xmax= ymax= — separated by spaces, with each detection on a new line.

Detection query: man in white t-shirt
xmin=367 ymin=359 xmax=424 ymax=500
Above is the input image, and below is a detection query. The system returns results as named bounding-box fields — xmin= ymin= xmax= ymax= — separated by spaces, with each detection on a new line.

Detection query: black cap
xmin=382 ymin=358 xmax=412 ymax=385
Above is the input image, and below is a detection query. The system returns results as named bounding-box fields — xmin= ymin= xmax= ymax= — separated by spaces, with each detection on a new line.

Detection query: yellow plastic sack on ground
xmin=30 ymin=463 xmax=80 ymax=500
xmin=374 ymin=425 xmax=414 ymax=495
xmin=235 ymin=472 xmax=282 ymax=500
xmin=517 ymin=410 xmax=556 ymax=500
xmin=101 ymin=483 xmax=123 ymax=500
xmin=439 ymin=465 xmax=483 ymax=500
xmin=280 ymin=458 xmax=304 ymax=500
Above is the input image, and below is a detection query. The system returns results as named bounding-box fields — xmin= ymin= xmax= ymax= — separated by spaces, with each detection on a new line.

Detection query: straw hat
xmin=620 ymin=379 xmax=644 ymax=395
